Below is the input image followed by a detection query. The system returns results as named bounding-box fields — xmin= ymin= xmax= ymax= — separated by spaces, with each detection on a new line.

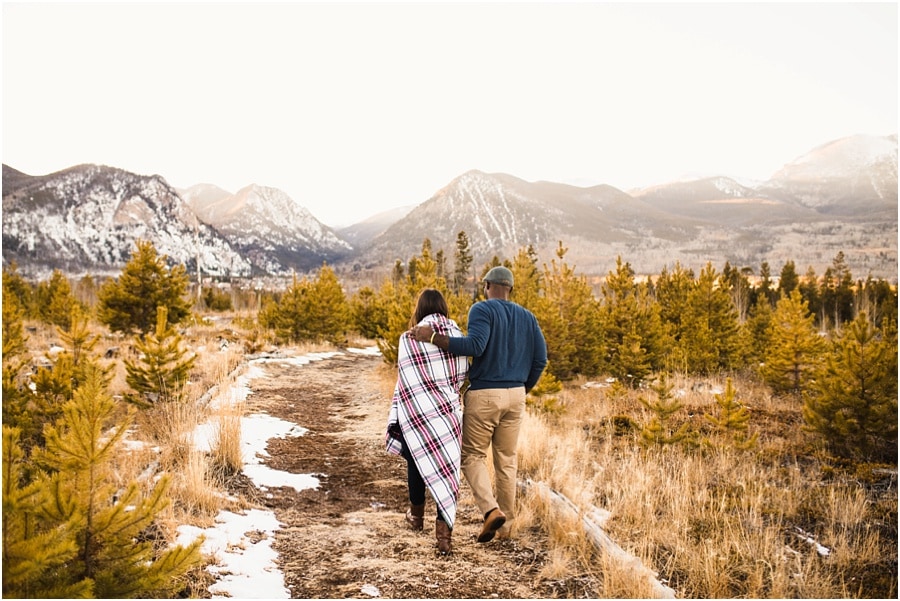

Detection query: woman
xmin=386 ymin=289 xmax=469 ymax=555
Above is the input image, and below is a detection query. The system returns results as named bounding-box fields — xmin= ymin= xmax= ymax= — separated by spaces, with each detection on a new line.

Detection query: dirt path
xmin=233 ymin=350 xmax=599 ymax=599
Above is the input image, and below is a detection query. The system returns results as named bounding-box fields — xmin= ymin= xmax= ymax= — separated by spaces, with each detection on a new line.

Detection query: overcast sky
xmin=3 ymin=2 xmax=897 ymax=227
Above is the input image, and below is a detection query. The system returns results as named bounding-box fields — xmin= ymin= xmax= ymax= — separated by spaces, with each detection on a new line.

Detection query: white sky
xmin=3 ymin=1 xmax=897 ymax=227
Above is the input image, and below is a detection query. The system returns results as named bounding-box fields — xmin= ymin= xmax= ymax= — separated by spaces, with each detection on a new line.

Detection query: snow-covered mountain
xmin=2 ymin=164 xmax=252 ymax=278
xmin=356 ymin=135 xmax=897 ymax=278
xmin=180 ymin=183 xmax=352 ymax=274
xmin=2 ymin=134 xmax=896 ymax=281
xmin=763 ymin=134 xmax=898 ymax=216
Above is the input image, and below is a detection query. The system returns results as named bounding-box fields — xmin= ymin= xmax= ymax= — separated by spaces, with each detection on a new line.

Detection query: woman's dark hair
xmin=410 ymin=288 xmax=449 ymax=328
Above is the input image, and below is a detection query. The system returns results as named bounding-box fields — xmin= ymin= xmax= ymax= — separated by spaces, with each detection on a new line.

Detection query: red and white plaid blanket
xmin=386 ymin=313 xmax=469 ymax=529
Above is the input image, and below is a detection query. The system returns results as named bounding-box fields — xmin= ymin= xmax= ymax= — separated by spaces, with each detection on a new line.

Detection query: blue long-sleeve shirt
xmin=447 ymin=299 xmax=548 ymax=392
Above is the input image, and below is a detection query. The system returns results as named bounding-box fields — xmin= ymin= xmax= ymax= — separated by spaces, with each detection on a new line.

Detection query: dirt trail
xmin=232 ymin=350 xmax=599 ymax=599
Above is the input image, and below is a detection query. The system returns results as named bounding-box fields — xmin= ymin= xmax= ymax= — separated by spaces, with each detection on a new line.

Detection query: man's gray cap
xmin=483 ymin=266 xmax=514 ymax=287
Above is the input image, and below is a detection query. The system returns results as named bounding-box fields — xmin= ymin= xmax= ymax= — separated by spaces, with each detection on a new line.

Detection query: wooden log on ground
xmin=522 ymin=478 xmax=676 ymax=599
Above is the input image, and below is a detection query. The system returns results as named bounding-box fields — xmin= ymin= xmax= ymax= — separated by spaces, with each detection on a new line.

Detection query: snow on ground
xmin=175 ymin=346 xmax=380 ymax=599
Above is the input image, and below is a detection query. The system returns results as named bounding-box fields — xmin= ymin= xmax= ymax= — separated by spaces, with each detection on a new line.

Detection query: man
xmin=410 ymin=266 xmax=547 ymax=543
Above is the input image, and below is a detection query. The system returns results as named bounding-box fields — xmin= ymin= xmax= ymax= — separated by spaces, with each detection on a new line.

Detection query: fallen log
xmin=522 ymin=479 xmax=676 ymax=599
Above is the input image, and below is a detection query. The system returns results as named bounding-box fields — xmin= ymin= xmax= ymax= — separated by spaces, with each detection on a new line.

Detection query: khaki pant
xmin=461 ymin=387 xmax=526 ymax=520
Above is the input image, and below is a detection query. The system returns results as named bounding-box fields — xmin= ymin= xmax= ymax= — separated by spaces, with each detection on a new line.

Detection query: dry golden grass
xmin=514 ymin=374 xmax=897 ymax=599
xmin=23 ymin=307 xmax=893 ymax=598
xmin=208 ymin=400 xmax=245 ymax=479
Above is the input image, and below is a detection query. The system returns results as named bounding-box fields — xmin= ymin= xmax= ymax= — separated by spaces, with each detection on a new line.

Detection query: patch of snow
xmin=175 ymin=509 xmax=290 ymax=599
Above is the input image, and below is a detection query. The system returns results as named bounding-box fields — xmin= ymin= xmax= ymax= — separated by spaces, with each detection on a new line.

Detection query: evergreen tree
xmin=203 ymin=287 xmax=233 ymax=311
xmin=349 ymin=285 xmax=386 ymax=340
xmin=2 ymin=426 xmax=92 ymax=599
xmin=259 ymin=264 xmax=350 ymax=345
xmin=2 ymin=290 xmax=32 ymax=436
xmin=453 ymin=231 xmax=474 ymax=296
xmin=35 ymin=270 xmax=82 ymax=330
xmin=97 ymin=240 xmax=192 ymax=335
xmin=743 ymin=293 xmax=774 ymax=366
xmin=821 ymin=251 xmax=854 ymax=328
xmin=373 ymin=240 xmax=457 ymax=366
xmin=598 ymin=256 xmax=666 ymax=384
xmin=759 ymin=290 xmax=826 ymax=395
xmin=803 ymin=311 xmax=898 ymax=461
xmin=27 ymin=307 xmax=109 ymax=448
xmin=639 ymin=375 xmax=692 ymax=446
xmin=125 ymin=306 xmax=196 ymax=406
xmin=306 ymin=263 xmax=352 ymax=344
xmin=526 ymin=366 xmax=565 ymax=415
xmin=680 ymin=263 xmax=742 ymax=374
xmin=799 ymin=265 xmax=823 ymax=326
xmin=3 ymin=263 xmax=35 ymax=319
xmin=532 ymin=242 xmax=598 ymax=379
xmin=654 ymin=262 xmax=695 ymax=371
xmin=778 ymin=260 xmax=800 ymax=298
xmin=756 ymin=261 xmax=776 ymax=308
xmin=509 ymin=245 xmax=541 ymax=312
xmin=703 ymin=378 xmax=758 ymax=450
xmin=36 ymin=364 xmax=202 ymax=597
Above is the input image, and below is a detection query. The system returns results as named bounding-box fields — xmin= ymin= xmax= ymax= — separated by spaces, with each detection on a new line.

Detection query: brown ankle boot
xmin=435 ymin=519 xmax=452 ymax=555
xmin=405 ymin=503 xmax=425 ymax=531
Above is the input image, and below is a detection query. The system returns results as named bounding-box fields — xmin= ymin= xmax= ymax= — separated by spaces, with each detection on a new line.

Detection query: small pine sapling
xmin=639 ymin=375 xmax=693 ymax=447
xmin=526 ymin=365 xmax=564 ymax=415
xmin=703 ymin=377 xmax=758 ymax=450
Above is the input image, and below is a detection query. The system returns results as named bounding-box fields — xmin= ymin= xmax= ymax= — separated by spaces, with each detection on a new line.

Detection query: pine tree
xmin=821 ymin=251 xmax=854 ymax=328
xmin=778 ymin=260 xmax=800 ymax=298
xmin=639 ymin=375 xmax=692 ymax=447
xmin=759 ymin=290 xmax=826 ymax=395
xmin=371 ymin=240 xmax=458 ymax=366
xmin=526 ymin=366 xmax=565 ymax=415
xmin=756 ymin=261 xmax=776 ymax=308
xmin=3 ymin=263 xmax=35 ymax=319
xmin=598 ymin=256 xmax=666 ymax=384
xmin=2 ymin=290 xmax=32 ymax=436
xmin=703 ymin=378 xmax=758 ymax=450
xmin=654 ymin=262 xmax=695 ymax=371
xmin=35 ymin=270 xmax=82 ymax=331
xmin=125 ymin=306 xmax=196 ymax=406
xmin=453 ymin=231 xmax=474 ymax=297
xmin=306 ymin=263 xmax=351 ymax=344
xmin=349 ymin=285 xmax=386 ymax=340
xmin=743 ymin=293 xmax=774 ymax=366
xmin=509 ymin=245 xmax=541 ymax=312
xmin=803 ymin=311 xmax=898 ymax=461
xmin=97 ymin=240 xmax=192 ymax=336
xmin=36 ymin=364 xmax=202 ymax=598
xmin=799 ymin=265 xmax=823 ymax=326
xmin=2 ymin=425 xmax=92 ymax=599
xmin=680 ymin=263 xmax=742 ymax=374
xmin=531 ymin=242 xmax=598 ymax=379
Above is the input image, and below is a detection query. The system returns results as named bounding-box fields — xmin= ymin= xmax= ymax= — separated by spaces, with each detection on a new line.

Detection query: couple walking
xmin=385 ymin=267 xmax=548 ymax=555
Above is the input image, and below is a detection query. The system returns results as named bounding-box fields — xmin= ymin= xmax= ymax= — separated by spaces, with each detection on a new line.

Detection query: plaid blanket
xmin=386 ymin=313 xmax=469 ymax=529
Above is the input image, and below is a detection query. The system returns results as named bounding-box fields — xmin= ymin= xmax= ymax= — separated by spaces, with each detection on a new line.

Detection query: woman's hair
xmin=410 ymin=288 xmax=449 ymax=328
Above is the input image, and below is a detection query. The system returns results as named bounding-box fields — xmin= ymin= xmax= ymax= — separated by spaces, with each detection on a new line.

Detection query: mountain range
xmin=2 ymin=134 xmax=897 ymax=282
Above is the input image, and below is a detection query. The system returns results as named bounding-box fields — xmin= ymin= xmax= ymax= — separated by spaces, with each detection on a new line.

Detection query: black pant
xmin=399 ymin=434 xmax=448 ymax=524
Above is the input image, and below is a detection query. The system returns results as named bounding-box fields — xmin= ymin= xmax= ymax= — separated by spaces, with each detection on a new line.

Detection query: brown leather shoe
xmin=476 ymin=508 xmax=507 ymax=543
xmin=435 ymin=519 xmax=452 ymax=555
xmin=405 ymin=503 xmax=425 ymax=531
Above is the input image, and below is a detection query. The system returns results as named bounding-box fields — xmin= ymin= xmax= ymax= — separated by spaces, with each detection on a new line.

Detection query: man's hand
xmin=409 ymin=324 xmax=435 ymax=343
